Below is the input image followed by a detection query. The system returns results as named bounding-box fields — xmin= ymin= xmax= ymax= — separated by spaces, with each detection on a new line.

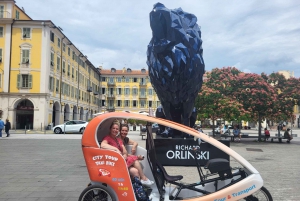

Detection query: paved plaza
xmin=0 ymin=130 xmax=299 ymax=201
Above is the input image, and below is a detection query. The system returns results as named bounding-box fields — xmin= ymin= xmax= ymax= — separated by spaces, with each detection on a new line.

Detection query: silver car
xmin=53 ymin=120 xmax=88 ymax=134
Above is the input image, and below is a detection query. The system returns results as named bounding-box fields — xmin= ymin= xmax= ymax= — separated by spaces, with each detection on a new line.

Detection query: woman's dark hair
xmin=121 ymin=124 xmax=129 ymax=130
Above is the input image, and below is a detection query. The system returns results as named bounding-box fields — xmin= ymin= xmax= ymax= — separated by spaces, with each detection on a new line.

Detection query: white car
xmin=53 ymin=120 xmax=88 ymax=134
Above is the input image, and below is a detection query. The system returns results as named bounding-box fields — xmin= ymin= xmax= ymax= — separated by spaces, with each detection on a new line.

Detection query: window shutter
xmin=17 ymin=74 xmax=21 ymax=88
xmin=28 ymin=74 xmax=32 ymax=88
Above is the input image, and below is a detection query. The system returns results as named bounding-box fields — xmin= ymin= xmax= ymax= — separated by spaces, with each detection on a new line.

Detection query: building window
xmin=125 ymin=88 xmax=130 ymax=95
xmin=117 ymin=88 xmax=122 ymax=95
xmin=0 ymin=6 xmax=3 ymax=18
xmin=62 ymin=43 xmax=66 ymax=52
xmin=50 ymin=52 xmax=54 ymax=67
xmin=57 ymin=57 xmax=60 ymax=71
xmin=157 ymin=101 xmax=161 ymax=106
xmin=109 ymin=77 xmax=114 ymax=84
xmin=140 ymin=88 xmax=146 ymax=96
xmin=0 ymin=48 xmax=2 ymax=62
xmin=127 ymin=68 xmax=131 ymax=73
xmin=124 ymin=100 xmax=130 ymax=107
xmin=72 ymin=67 xmax=74 ymax=78
xmin=57 ymin=38 xmax=61 ymax=48
xmin=22 ymin=49 xmax=30 ymax=63
xmin=17 ymin=74 xmax=32 ymax=88
xmin=68 ymin=47 xmax=70 ymax=56
xmin=148 ymin=101 xmax=152 ymax=107
xmin=56 ymin=79 xmax=59 ymax=92
xmin=49 ymin=76 xmax=54 ymax=91
xmin=23 ymin=28 xmax=31 ymax=38
xmin=68 ymin=64 xmax=70 ymax=76
xmin=101 ymin=87 xmax=106 ymax=95
xmin=125 ymin=77 xmax=130 ymax=82
xmin=102 ymin=100 xmax=106 ymax=106
xmin=148 ymin=88 xmax=153 ymax=95
xmin=0 ymin=27 xmax=3 ymax=37
xmin=140 ymin=100 xmax=146 ymax=108
xmin=62 ymin=60 xmax=66 ymax=73
xmin=75 ymin=70 xmax=78 ymax=81
xmin=133 ymin=78 xmax=138 ymax=82
xmin=117 ymin=100 xmax=122 ymax=107
xmin=117 ymin=77 xmax=122 ymax=82
xmin=50 ymin=31 xmax=54 ymax=42
xmin=132 ymin=100 xmax=137 ymax=107
xmin=132 ymin=88 xmax=138 ymax=95
xmin=15 ymin=10 xmax=20 ymax=19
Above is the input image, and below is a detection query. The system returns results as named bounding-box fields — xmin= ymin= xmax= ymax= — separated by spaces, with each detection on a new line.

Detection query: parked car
xmin=53 ymin=120 xmax=88 ymax=134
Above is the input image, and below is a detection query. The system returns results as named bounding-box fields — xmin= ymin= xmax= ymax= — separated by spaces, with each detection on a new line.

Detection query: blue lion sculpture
xmin=147 ymin=3 xmax=205 ymax=137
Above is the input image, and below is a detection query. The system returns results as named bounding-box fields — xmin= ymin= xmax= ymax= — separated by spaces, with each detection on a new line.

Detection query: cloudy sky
xmin=16 ymin=0 xmax=300 ymax=77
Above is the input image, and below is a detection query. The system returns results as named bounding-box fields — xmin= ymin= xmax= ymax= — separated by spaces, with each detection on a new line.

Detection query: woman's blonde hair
xmin=110 ymin=119 xmax=120 ymax=129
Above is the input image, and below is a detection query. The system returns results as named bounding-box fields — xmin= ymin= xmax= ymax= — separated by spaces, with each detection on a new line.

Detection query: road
xmin=0 ymin=131 xmax=299 ymax=200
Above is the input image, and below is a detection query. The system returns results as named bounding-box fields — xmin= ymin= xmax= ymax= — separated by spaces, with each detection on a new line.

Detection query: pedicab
xmin=79 ymin=112 xmax=273 ymax=201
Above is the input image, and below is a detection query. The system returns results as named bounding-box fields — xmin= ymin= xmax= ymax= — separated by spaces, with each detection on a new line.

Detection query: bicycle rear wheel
xmin=78 ymin=184 xmax=117 ymax=201
xmin=241 ymin=186 xmax=273 ymax=201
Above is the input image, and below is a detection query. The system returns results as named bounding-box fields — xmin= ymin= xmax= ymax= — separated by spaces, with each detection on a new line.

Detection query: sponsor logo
xmin=165 ymin=145 xmax=210 ymax=160
xmin=232 ymin=185 xmax=256 ymax=197
xmin=98 ymin=168 xmax=111 ymax=177
xmin=214 ymin=197 xmax=226 ymax=201
xmin=122 ymin=192 xmax=127 ymax=197
xmin=112 ymin=178 xmax=125 ymax=182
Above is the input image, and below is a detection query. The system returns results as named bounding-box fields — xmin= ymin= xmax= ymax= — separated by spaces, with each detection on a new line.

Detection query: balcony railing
xmin=107 ymin=93 xmax=115 ymax=98
xmin=139 ymin=94 xmax=147 ymax=99
xmin=87 ymin=87 xmax=93 ymax=92
xmin=93 ymin=91 xmax=99 ymax=95
xmin=107 ymin=81 xmax=116 ymax=86
xmin=139 ymin=82 xmax=147 ymax=86
xmin=107 ymin=106 xmax=115 ymax=111
xmin=0 ymin=11 xmax=12 ymax=19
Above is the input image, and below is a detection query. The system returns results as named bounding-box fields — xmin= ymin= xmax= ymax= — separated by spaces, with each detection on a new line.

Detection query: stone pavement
xmin=0 ymin=132 xmax=299 ymax=201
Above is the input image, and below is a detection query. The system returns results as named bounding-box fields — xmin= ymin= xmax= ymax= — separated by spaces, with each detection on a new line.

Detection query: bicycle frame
xmin=81 ymin=112 xmax=263 ymax=200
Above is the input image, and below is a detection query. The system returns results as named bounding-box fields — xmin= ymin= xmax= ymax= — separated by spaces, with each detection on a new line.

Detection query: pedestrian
xmin=264 ymin=128 xmax=270 ymax=141
xmin=5 ymin=119 xmax=11 ymax=137
xmin=0 ymin=118 xmax=4 ymax=138
xmin=233 ymin=126 xmax=241 ymax=142
xmin=284 ymin=128 xmax=293 ymax=143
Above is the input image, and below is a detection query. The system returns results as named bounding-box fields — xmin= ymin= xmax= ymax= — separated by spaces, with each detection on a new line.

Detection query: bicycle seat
xmin=205 ymin=158 xmax=230 ymax=174
xmin=157 ymin=162 xmax=183 ymax=182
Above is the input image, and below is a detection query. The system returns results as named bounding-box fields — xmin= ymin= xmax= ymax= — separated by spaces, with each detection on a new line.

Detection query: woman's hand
xmin=137 ymin=155 xmax=144 ymax=160
xmin=131 ymin=148 xmax=136 ymax=155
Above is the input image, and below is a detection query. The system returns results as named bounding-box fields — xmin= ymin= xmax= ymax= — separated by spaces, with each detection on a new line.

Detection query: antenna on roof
xmin=22 ymin=7 xmax=25 ymax=12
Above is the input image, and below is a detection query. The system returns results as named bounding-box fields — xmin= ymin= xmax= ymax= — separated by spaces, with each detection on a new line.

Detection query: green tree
xmin=232 ymin=73 xmax=276 ymax=140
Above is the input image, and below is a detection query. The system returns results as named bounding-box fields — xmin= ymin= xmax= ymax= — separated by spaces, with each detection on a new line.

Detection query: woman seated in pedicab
xmin=119 ymin=124 xmax=138 ymax=155
xmin=100 ymin=120 xmax=154 ymax=186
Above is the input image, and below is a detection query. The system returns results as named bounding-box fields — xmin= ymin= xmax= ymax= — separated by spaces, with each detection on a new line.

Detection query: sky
xmin=16 ymin=0 xmax=300 ymax=77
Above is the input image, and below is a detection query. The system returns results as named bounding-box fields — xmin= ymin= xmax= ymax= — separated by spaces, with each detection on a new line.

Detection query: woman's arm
xmin=122 ymin=145 xmax=128 ymax=159
xmin=101 ymin=140 xmax=121 ymax=154
xmin=128 ymin=139 xmax=138 ymax=155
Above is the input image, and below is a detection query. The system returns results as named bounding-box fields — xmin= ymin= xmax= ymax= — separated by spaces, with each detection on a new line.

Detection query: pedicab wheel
xmin=78 ymin=184 xmax=117 ymax=201
xmin=242 ymin=186 xmax=273 ymax=201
